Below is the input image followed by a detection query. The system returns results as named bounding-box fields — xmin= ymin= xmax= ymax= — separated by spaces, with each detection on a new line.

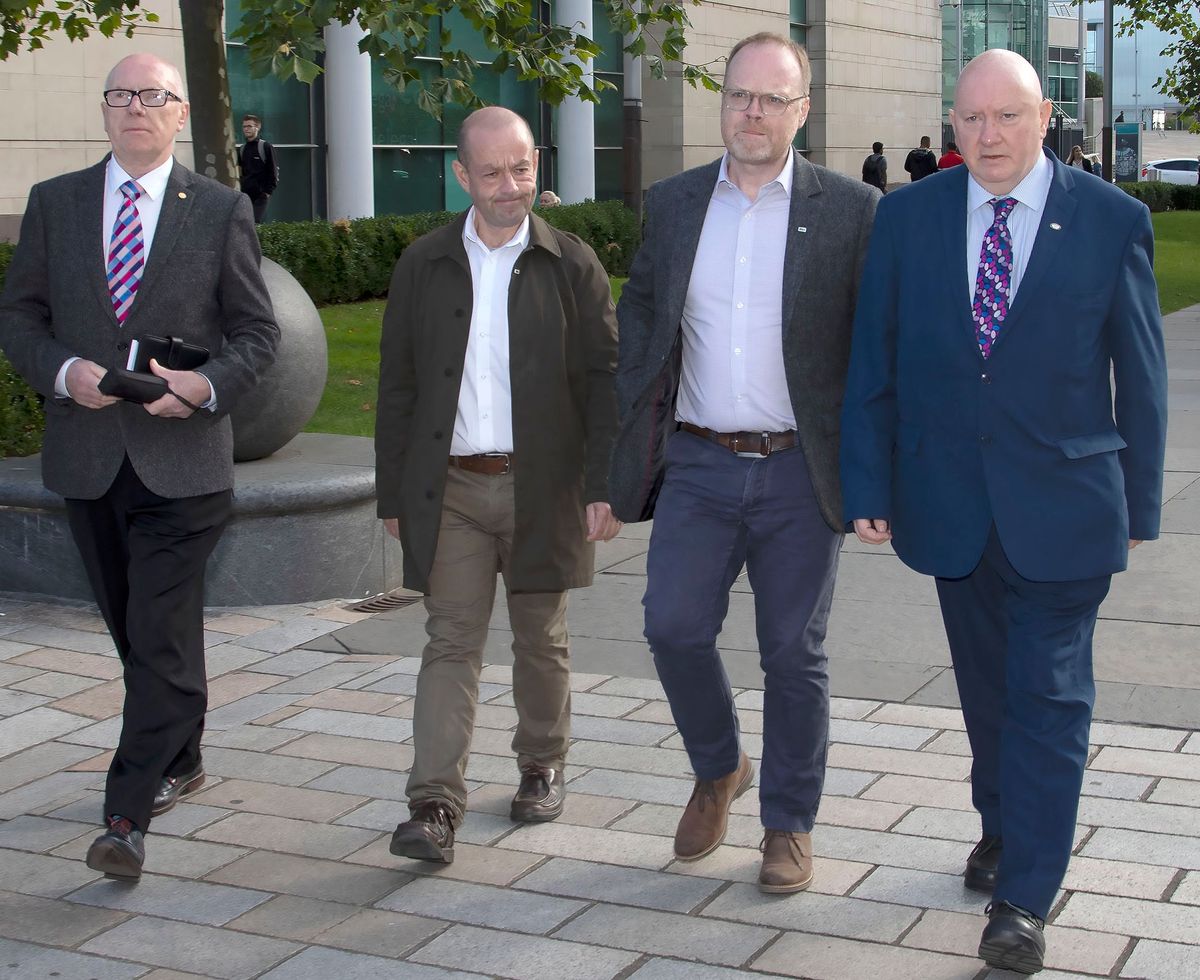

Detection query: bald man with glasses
xmin=0 ymin=53 xmax=278 ymax=882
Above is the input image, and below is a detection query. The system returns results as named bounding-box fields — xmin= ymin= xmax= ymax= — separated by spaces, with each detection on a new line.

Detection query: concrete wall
xmin=0 ymin=1 xmax=189 ymax=239
xmin=810 ymin=0 xmax=943 ymax=179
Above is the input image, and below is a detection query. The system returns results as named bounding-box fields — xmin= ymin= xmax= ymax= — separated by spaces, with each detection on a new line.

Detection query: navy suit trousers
xmin=643 ymin=430 xmax=841 ymax=832
xmin=936 ymin=526 xmax=1111 ymax=919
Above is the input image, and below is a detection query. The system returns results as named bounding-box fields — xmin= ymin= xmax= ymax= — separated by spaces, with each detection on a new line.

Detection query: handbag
xmin=98 ymin=335 xmax=210 ymax=405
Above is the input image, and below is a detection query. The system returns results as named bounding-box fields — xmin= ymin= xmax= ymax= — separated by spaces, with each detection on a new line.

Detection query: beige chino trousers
xmin=407 ymin=466 xmax=571 ymax=823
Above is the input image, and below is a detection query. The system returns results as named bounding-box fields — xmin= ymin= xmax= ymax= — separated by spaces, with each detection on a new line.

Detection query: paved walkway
xmin=0 ymin=304 xmax=1197 ymax=979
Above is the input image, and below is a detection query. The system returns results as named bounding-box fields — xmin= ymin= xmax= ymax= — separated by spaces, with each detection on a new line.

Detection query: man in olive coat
xmin=376 ymin=107 xmax=621 ymax=864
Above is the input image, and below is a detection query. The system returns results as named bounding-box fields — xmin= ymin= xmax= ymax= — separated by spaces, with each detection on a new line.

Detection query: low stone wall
xmin=0 ymin=433 xmax=403 ymax=605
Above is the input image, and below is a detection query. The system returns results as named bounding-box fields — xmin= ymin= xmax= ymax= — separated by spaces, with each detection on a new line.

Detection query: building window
xmin=226 ymin=2 xmax=321 ymax=221
xmin=790 ymin=0 xmax=809 ymax=153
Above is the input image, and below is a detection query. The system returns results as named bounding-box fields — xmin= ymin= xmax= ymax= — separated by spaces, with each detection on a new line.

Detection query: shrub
xmin=1119 ymin=182 xmax=1200 ymax=212
xmin=256 ymin=200 xmax=640 ymax=305
xmin=0 ymin=355 xmax=44 ymax=458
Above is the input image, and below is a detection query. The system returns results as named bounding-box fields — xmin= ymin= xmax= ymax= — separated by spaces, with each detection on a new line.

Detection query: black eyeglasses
xmin=721 ymin=89 xmax=808 ymax=116
xmin=104 ymin=88 xmax=183 ymax=108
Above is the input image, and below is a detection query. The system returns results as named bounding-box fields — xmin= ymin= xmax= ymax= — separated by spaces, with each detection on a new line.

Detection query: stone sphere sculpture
xmin=231 ymin=258 xmax=329 ymax=461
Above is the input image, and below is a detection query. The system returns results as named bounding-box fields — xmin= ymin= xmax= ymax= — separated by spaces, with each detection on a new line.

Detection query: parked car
xmin=1142 ymin=158 xmax=1200 ymax=184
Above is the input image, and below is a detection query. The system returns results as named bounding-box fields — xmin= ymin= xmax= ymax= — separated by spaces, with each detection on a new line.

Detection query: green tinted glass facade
xmin=790 ymin=0 xmax=809 ymax=153
xmin=225 ymin=1 xmax=320 ymax=222
xmin=226 ymin=3 xmax=626 ymax=218
xmin=941 ymin=1 xmax=1048 ymax=116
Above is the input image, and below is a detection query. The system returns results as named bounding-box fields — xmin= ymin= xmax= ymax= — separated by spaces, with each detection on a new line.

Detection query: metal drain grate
xmin=345 ymin=589 xmax=424 ymax=614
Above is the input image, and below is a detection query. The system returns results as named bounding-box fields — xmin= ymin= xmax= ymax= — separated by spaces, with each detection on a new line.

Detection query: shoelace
xmin=759 ymin=830 xmax=806 ymax=861
xmin=688 ymin=779 xmax=719 ymax=813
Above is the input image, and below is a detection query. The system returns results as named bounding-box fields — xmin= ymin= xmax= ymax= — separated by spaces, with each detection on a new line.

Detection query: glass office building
xmin=225 ymin=0 xmax=625 ymax=221
xmin=941 ymin=1 xmax=1049 ymax=115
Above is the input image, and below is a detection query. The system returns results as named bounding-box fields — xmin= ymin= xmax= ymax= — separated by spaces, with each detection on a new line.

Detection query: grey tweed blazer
xmin=608 ymin=154 xmax=879 ymax=531
xmin=0 ymin=157 xmax=279 ymax=500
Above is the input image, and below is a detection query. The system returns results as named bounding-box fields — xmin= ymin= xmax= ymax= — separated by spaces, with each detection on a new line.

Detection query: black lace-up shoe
xmin=151 ymin=764 xmax=205 ymax=817
xmin=979 ymin=900 xmax=1046 ymax=975
xmin=85 ymin=815 xmax=145 ymax=882
xmin=389 ymin=800 xmax=456 ymax=864
xmin=510 ymin=764 xmax=565 ymax=822
xmin=965 ymin=834 xmax=1002 ymax=893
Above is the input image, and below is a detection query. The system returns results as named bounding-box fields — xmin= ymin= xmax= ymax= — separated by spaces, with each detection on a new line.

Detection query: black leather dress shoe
xmin=965 ymin=834 xmax=1003 ymax=893
xmin=510 ymin=764 xmax=565 ymax=823
xmin=85 ymin=815 xmax=144 ymax=882
xmin=979 ymin=900 xmax=1046 ymax=975
xmin=390 ymin=801 xmax=455 ymax=864
xmin=151 ymin=764 xmax=205 ymax=817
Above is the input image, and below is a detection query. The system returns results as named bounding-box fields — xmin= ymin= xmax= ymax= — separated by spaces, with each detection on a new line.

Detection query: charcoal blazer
xmin=840 ymin=150 xmax=1167 ymax=581
xmin=0 ymin=157 xmax=279 ymax=500
xmin=609 ymin=154 xmax=879 ymax=529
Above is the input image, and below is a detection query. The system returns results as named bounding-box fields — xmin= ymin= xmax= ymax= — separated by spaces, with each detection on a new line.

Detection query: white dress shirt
xmin=57 ymin=155 xmax=214 ymax=407
xmin=965 ymin=150 xmax=1053 ymax=308
xmin=451 ymin=207 xmax=529 ymax=455
xmin=677 ymin=150 xmax=797 ymax=433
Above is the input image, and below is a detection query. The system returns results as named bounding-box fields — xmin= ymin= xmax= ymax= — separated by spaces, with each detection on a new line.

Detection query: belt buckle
xmin=485 ymin=452 xmax=511 ymax=475
xmin=760 ymin=432 xmax=772 ymax=456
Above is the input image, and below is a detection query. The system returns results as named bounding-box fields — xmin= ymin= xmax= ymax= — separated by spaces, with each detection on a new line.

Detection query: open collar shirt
xmin=677 ymin=149 xmax=797 ymax=433
xmin=452 ymin=207 xmax=530 ymax=456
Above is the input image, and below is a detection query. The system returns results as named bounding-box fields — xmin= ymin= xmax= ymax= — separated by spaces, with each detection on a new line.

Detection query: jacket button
xmin=444 ymin=367 xmax=454 ymax=377
xmin=454 ymin=309 xmax=464 ymax=318
xmin=117 ymin=341 xmax=129 ymax=352
xmin=979 ymin=435 xmax=992 ymax=445
xmin=433 ymin=430 xmax=443 ymax=440
xmin=425 ymin=490 xmax=435 ymax=500
xmin=980 ymin=373 xmax=991 ymax=384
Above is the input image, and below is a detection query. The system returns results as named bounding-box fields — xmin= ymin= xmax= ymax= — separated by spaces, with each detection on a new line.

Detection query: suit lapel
xmin=79 ymin=160 xmax=120 ymax=328
xmin=991 ymin=157 xmax=1078 ymax=353
xmin=936 ymin=165 xmax=976 ymax=347
xmin=130 ymin=161 xmax=195 ymax=315
xmin=664 ymin=161 xmax=720 ymax=334
xmin=782 ymin=155 xmax=820 ymax=331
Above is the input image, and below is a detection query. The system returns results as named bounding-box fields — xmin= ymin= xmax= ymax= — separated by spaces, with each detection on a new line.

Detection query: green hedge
xmin=0 ymin=241 xmax=47 ymax=458
xmin=1118 ymin=182 xmax=1200 ymax=212
xmin=256 ymin=199 xmax=640 ymax=306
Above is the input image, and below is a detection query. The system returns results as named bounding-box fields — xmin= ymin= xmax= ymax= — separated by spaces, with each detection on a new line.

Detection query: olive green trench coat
xmin=375 ymin=211 xmax=618 ymax=594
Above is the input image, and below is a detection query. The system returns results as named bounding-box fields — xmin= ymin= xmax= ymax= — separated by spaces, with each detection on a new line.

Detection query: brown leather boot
xmin=758 ymin=829 xmax=814 ymax=894
xmin=673 ymin=751 xmax=754 ymax=861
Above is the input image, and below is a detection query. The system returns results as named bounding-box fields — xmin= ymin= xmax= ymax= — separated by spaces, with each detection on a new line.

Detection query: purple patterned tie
xmin=107 ymin=179 xmax=145 ymax=324
xmin=971 ymin=196 xmax=1017 ymax=358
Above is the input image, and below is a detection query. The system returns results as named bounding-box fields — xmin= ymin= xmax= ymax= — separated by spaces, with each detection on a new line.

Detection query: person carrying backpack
xmin=862 ymin=141 xmax=887 ymax=193
xmin=238 ymin=114 xmax=279 ymax=224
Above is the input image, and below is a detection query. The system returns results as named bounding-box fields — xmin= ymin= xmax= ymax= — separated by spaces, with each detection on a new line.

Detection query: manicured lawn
xmin=306 ymin=214 xmax=1198 ymax=436
xmin=1151 ymin=211 xmax=1200 ymax=315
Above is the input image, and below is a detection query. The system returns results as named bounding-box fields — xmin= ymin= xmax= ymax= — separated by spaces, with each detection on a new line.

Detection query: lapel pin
xmin=178 ymin=191 xmax=187 ymax=199
xmin=797 ymin=226 xmax=807 ymax=233
xmin=1049 ymin=222 xmax=1061 ymax=231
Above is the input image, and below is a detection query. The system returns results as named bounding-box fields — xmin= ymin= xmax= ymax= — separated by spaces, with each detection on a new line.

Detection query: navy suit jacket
xmin=840 ymin=150 xmax=1167 ymax=582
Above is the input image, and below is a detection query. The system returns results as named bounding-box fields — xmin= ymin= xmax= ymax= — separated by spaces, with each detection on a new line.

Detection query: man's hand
xmin=586 ymin=502 xmax=623 ymax=542
xmin=144 ymin=358 xmax=211 ymax=418
xmin=383 ymin=518 xmax=400 ymax=540
xmin=65 ymin=359 xmax=120 ymax=410
xmin=1129 ymin=539 xmax=1142 ymax=550
xmin=853 ymin=517 xmax=892 ymax=545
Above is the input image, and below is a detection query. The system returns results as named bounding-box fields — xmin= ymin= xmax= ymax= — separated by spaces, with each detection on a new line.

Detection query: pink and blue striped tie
xmin=107 ymin=179 xmax=144 ymax=324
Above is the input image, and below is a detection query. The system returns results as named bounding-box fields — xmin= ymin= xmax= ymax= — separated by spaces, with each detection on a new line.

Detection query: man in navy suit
xmin=840 ymin=50 xmax=1166 ymax=975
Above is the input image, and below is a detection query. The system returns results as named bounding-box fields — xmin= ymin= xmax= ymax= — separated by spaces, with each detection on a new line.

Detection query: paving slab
xmin=408 ymin=923 xmax=640 ymax=980
xmin=258 ymin=946 xmax=478 ymax=980
xmin=376 ymin=876 xmax=585 ymax=934
xmin=0 ymin=937 xmax=145 ymax=980
xmin=66 ymin=874 xmax=272 ymax=926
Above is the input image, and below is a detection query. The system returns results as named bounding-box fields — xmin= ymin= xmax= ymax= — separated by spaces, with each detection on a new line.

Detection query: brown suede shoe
xmin=758 ymin=830 xmax=814 ymax=894
xmin=673 ymin=751 xmax=754 ymax=861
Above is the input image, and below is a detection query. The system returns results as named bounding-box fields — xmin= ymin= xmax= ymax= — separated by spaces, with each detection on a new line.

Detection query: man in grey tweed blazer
xmin=608 ymin=32 xmax=878 ymax=893
xmin=0 ymin=54 xmax=278 ymax=881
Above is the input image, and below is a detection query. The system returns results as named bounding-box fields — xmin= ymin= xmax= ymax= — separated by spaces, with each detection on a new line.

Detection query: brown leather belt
xmin=449 ymin=453 xmax=513 ymax=475
xmin=680 ymin=421 xmax=797 ymax=456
